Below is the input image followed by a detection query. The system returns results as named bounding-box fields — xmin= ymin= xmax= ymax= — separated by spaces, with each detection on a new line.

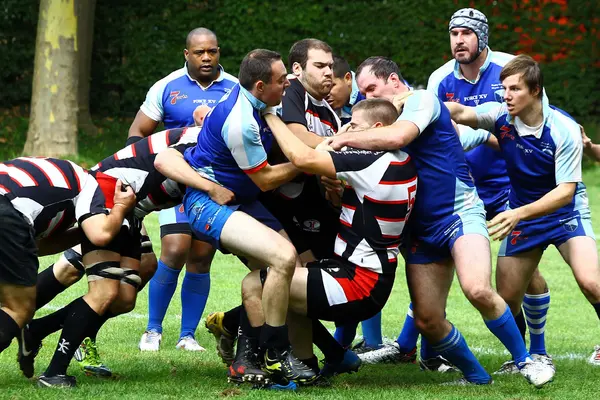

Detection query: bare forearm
xmin=37 ymin=227 xmax=82 ymax=256
xmin=446 ymin=102 xmax=478 ymax=128
xmin=258 ymin=163 xmax=301 ymax=191
xmin=155 ymin=149 xmax=219 ymax=193
xmin=266 ymin=114 xmax=316 ymax=167
xmin=516 ymin=185 xmax=575 ymax=221
xmin=340 ymin=129 xmax=402 ymax=151
xmin=584 ymin=144 xmax=600 ymax=162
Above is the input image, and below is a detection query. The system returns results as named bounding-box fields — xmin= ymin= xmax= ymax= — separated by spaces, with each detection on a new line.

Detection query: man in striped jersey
xmin=239 ymin=98 xmax=417 ymax=379
xmin=0 ymin=157 xmax=136 ymax=357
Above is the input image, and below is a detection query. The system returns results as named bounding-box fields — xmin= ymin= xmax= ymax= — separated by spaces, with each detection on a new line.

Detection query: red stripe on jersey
xmin=244 ymin=159 xmax=268 ymax=174
xmin=94 ymin=171 xmax=117 ymax=208
xmin=73 ymin=169 xmax=81 ymax=192
xmin=379 ymin=176 xmax=417 ymax=185
xmin=0 ymin=172 xmax=21 ymax=187
xmin=306 ymin=110 xmax=337 ymax=132
xmin=336 ymin=233 xmax=347 ymax=243
xmin=0 ymin=183 xmax=10 ymax=193
xmin=365 ymin=195 xmax=408 ymax=205
xmin=382 ymin=233 xmax=401 ymax=239
xmin=390 ymin=157 xmax=411 ymax=166
xmin=47 ymin=159 xmax=72 ymax=189
xmin=341 ymin=203 xmax=356 ymax=210
xmin=376 ymin=216 xmax=406 ymax=222
xmin=148 ymin=137 xmax=154 ymax=154
xmin=18 ymin=158 xmax=52 ymax=187
xmin=340 ymin=219 xmax=352 ymax=228
xmin=10 ymin=164 xmax=38 ymax=186
xmin=165 ymin=131 xmax=172 ymax=146
xmin=131 ymin=143 xmax=137 ymax=158
xmin=334 ymin=267 xmax=379 ymax=302
xmin=46 ymin=210 xmax=67 ymax=237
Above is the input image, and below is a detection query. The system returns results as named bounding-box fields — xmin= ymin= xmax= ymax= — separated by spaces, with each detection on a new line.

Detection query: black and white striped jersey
xmin=330 ymin=148 xmax=418 ymax=276
xmin=0 ymin=157 xmax=107 ymax=239
xmin=90 ymin=127 xmax=200 ymax=218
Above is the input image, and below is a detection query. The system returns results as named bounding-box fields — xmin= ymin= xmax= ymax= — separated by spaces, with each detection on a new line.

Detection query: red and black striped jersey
xmin=90 ymin=127 xmax=200 ymax=218
xmin=0 ymin=157 xmax=107 ymax=239
xmin=330 ymin=148 xmax=418 ymax=276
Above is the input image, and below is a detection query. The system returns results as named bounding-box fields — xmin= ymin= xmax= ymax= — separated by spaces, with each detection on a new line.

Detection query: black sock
xmin=29 ymin=305 xmax=71 ymax=344
xmin=87 ymin=312 xmax=113 ymax=341
xmin=515 ymin=309 xmax=527 ymax=342
xmin=35 ymin=266 xmax=68 ymax=310
xmin=0 ymin=309 xmax=20 ymax=353
xmin=312 ymin=319 xmax=345 ymax=364
xmin=300 ymin=356 xmax=319 ymax=373
xmin=259 ymin=324 xmax=289 ymax=351
xmin=223 ymin=305 xmax=242 ymax=337
xmin=593 ymin=303 xmax=600 ymax=320
xmin=44 ymin=297 xmax=101 ymax=377
xmin=239 ymin=306 xmax=260 ymax=339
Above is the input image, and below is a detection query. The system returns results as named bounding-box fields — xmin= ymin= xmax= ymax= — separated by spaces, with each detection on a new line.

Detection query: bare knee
xmin=414 ymin=312 xmax=445 ymax=337
xmin=578 ymin=278 xmax=600 ymax=303
xmin=242 ymin=271 xmax=263 ymax=302
xmin=110 ymin=287 xmax=138 ymax=315
xmin=3 ymin=293 xmax=36 ymax=327
xmin=160 ymin=236 xmax=190 ymax=269
xmin=139 ymin=253 xmax=158 ymax=288
xmin=186 ymin=252 xmax=215 ymax=274
xmin=269 ymin=242 xmax=297 ymax=278
xmin=526 ymin=270 xmax=548 ymax=294
xmin=464 ymin=284 xmax=496 ymax=310
xmin=54 ymin=257 xmax=84 ymax=286
xmin=86 ymin=280 xmax=120 ymax=315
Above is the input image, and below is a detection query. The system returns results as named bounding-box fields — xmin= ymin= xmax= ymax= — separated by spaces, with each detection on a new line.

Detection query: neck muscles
xmin=519 ymin=100 xmax=544 ymax=126
xmin=459 ymin=50 xmax=487 ymax=82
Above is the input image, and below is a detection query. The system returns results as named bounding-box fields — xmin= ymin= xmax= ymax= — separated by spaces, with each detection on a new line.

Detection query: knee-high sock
xmin=0 ymin=309 xmax=20 ymax=353
xmin=313 ymin=319 xmax=345 ymax=364
xmin=35 ymin=266 xmax=69 ymax=310
xmin=147 ymin=260 xmax=180 ymax=333
xmin=223 ymin=305 xmax=242 ymax=337
xmin=484 ymin=305 xmax=530 ymax=365
xmin=44 ymin=297 xmax=101 ymax=377
xmin=333 ymin=322 xmax=358 ymax=348
xmin=432 ymin=325 xmax=491 ymax=384
xmin=396 ymin=303 xmax=419 ymax=352
xmin=28 ymin=306 xmax=71 ymax=344
xmin=523 ymin=292 xmax=550 ymax=355
xmin=420 ymin=336 xmax=440 ymax=360
xmin=180 ymin=271 xmax=210 ymax=339
xmin=361 ymin=312 xmax=383 ymax=348
xmin=514 ymin=309 xmax=527 ymax=343
xmin=88 ymin=312 xmax=114 ymax=341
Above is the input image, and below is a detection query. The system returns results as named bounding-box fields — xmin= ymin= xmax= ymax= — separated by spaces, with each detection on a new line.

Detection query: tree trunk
xmin=24 ymin=0 xmax=79 ymax=157
xmin=76 ymin=0 xmax=97 ymax=135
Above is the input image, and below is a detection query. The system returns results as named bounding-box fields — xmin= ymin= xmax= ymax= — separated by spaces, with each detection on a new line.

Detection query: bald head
xmin=186 ymin=27 xmax=217 ymax=48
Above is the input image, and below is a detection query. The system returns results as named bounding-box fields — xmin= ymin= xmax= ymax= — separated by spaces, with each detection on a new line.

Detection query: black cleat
xmin=37 ymin=374 xmax=77 ymax=388
xmin=264 ymin=346 xmax=317 ymax=385
xmin=227 ymin=336 xmax=269 ymax=385
xmin=16 ymin=325 xmax=41 ymax=378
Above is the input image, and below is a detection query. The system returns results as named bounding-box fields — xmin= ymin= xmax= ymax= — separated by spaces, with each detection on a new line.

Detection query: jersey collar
xmin=507 ymin=96 xmax=551 ymax=139
xmin=240 ymin=86 xmax=267 ymax=111
xmin=453 ymin=47 xmax=492 ymax=84
xmin=184 ymin=63 xmax=226 ymax=90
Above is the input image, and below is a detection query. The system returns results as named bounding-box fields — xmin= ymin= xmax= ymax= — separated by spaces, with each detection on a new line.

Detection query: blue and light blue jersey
xmin=399 ymin=90 xmax=483 ymax=235
xmin=427 ymin=48 xmax=513 ymax=212
xmin=339 ymin=72 xmax=366 ymax=125
xmin=140 ymin=64 xmax=238 ymax=128
xmin=184 ymin=84 xmax=273 ymax=204
xmin=475 ymin=99 xmax=589 ymax=225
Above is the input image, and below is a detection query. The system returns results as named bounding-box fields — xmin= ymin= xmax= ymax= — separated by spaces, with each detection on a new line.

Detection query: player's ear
xmin=372 ymin=122 xmax=384 ymax=128
xmin=344 ymin=72 xmax=352 ymax=84
xmin=292 ymin=62 xmax=302 ymax=77
xmin=184 ymin=48 xmax=190 ymax=61
xmin=256 ymin=80 xmax=265 ymax=93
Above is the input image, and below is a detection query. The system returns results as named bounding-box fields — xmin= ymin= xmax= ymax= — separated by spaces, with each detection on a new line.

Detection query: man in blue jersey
xmin=328 ymin=56 xmax=554 ymax=387
xmin=446 ymin=54 xmax=600 ymax=370
xmin=363 ymin=8 xmax=552 ymax=373
xmin=154 ymin=49 xmax=317 ymax=385
xmin=127 ymin=27 xmax=238 ymax=353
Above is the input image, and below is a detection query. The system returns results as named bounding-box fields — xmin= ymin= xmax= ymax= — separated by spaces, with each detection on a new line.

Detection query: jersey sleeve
xmin=458 ymin=125 xmax=492 ymax=151
xmin=222 ymin=117 xmax=268 ymax=174
xmin=281 ymin=80 xmax=308 ymax=126
xmin=139 ymin=80 xmax=166 ymax=122
xmin=552 ymin=116 xmax=583 ymax=184
xmin=170 ymin=127 xmax=201 ymax=154
xmin=397 ymin=90 xmax=441 ymax=134
xmin=75 ymin=176 xmax=109 ymax=224
xmin=474 ymin=102 xmax=505 ymax=133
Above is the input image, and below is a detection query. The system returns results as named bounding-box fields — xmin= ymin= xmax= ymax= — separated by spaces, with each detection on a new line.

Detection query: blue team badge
xmin=494 ymin=89 xmax=505 ymax=103
xmin=563 ymin=219 xmax=579 ymax=232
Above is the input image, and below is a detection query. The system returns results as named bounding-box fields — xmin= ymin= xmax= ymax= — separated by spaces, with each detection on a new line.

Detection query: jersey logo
xmin=510 ymin=230 xmax=528 ymax=245
xmin=499 ymin=125 xmax=515 ymax=141
xmin=303 ymin=219 xmax=321 ymax=233
xmin=169 ymin=91 xmax=188 ymax=105
xmin=445 ymin=93 xmax=459 ymax=103
xmin=563 ymin=219 xmax=579 ymax=232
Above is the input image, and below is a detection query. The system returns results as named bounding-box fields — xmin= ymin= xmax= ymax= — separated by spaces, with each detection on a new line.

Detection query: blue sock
xmin=396 ymin=303 xmax=419 ymax=353
xmin=420 ymin=336 xmax=439 ymax=360
xmin=485 ymin=305 xmax=530 ymax=365
xmin=147 ymin=260 xmax=180 ymax=333
xmin=334 ymin=322 xmax=358 ymax=348
xmin=523 ymin=292 xmax=550 ymax=355
xmin=432 ymin=325 xmax=491 ymax=384
xmin=361 ymin=312 xmax=383 ymax=348
xmin=180 ymin=271 xmax=210 ymax=339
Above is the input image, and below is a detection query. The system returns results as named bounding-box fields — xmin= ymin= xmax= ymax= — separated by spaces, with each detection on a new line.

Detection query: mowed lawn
xmin=2 ymin=170 xmax=600 ymax=399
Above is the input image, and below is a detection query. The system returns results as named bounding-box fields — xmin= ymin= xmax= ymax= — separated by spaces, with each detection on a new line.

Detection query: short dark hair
xmin=238 ymin=49 xmax=282 ymax=90
xmin=356 ymin=56 xmax=405 ymax=83
xmin=288 ymin=38 xmax=332 ymax=70
xmin=500 ymin=54 xmax=544 ymax=99
xmin=186 ymin=27 xmax=217 ymax=48
xmin=352 ymin=98 xmax=399 ymax=126
xmin=332 ymin=55 xmax=351 ymax=79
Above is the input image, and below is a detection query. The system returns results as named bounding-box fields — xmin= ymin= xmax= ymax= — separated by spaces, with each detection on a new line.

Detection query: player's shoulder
xmin=548 ymin=106 xmax=580 ymax=140
xmin=428 ymin=59 xmax=456 ymax=88
xmin=150 ymin=67 xmax=188 ymax=90
xmin=219 ymin=70 xmax=239 ymax=86
xmin=488 ymin=50 xmax=515 ymax=68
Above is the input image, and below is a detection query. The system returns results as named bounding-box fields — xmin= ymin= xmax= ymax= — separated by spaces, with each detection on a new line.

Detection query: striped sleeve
xmin=222 ymin=101 xmax=268 ymax=173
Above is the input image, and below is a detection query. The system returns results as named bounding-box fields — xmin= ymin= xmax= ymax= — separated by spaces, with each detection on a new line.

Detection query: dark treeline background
xmin=3 ymin=0 xmax=598 ymax=120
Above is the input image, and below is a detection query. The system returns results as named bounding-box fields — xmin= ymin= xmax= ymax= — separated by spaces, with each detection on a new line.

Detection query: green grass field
xmin=1 ymin=117 xmax=600 ymax=398
xmin=0 ymin=173 xmax=599 ymax=399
